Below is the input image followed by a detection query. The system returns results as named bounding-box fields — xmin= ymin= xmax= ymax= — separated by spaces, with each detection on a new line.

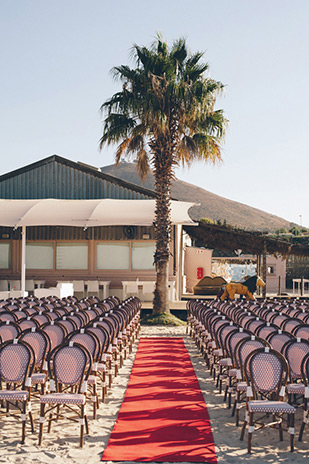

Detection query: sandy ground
xmin=1 ymin=325 xmax=309 ymax=463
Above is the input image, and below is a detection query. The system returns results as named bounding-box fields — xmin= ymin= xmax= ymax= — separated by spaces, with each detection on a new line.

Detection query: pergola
xmin=184 ymin=221 xmax=309 ymax=297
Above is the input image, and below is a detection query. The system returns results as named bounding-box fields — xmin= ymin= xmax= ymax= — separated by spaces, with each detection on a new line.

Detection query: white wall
xmin=184 ymin=247 xmax=213 ymax=293
xmin=266 ymin=256 xmax=286 ymax=294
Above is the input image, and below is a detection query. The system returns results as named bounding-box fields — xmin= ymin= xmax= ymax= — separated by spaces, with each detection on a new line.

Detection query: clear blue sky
xmin=1 ymin=0 xmax=308 ymax=227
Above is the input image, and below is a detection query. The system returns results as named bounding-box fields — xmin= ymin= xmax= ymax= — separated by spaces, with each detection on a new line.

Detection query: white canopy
xmin=0 ymin=199 xmax=196 ymax=295
xmin=0 ymin=199 xmax=196 ymax=228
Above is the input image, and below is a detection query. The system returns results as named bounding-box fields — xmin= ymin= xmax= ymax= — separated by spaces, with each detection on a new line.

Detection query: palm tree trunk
xmin=151 ymin=139 xmax=173 ymax=314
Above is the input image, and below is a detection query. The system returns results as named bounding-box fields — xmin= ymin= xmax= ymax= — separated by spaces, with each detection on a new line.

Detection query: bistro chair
xmin=240 ymin=347 xmax=295 ymax=453
xmin=283 ymin=338 xmax=309 ymax=406
xmin=18 ymin=328 xmax=50 ymax=395
xmin=0 ymin=321 xmax=21 ymax=342
xmin=38 ymin=342 xmax=92 ymax=447
xmin=66 ymin=330 xmax=101 ymax=418
xmin=299 ymin=352 xmax=309 ymax=441
xmin=0 ymin=339 xmax=35 ymax=443
xmin=232 ymin=336 xmax=270 ymax=426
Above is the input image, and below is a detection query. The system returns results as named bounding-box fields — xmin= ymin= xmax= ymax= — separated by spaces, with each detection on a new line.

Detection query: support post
xmin=21 ymin=226 xmax=26 ymax=295
xmin=262 ymin=240 xmax=267 ymax=299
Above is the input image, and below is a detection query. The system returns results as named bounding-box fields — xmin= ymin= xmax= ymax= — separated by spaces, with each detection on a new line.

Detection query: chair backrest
xmin=256 ymin=323 xmax=277 ymax=340
xmin=0 ymin=311 xmax=18 ymax=323
xmin=19 ymin=328 xmax=49 ymax=370
xmin=87 ymin=325 xmax=110 ymax=356
xmin=293 ymin=325 xmax=309 ymax=341
xmin=18 ymin=317 xmax=39 ymax=332
xmin=58 ymin=318 xmax=78 ymax=334
xmin=0 ymin=340 xmax=34 ymax=388
xmin=245 ymin=347 xmax=288 ymax=397
xmin=48 ymin=342 xmax=91 ymax=391
xmin=283 ymin=338 xmax=309 ymax=380
xmin=226 ymin=329 xmax=251 ymax=361
xmin=301 ymin=352 xmax=309 ymax=387
xmin=235 ymin=336 xmax=270 ymax=379
xmin=66 ymin=330 xmax=100 ymax=362
xmin=245 ymin=319 xmax=265 ymax=334
xmin=269 ymin=313 xmax=289 ymax=329
xmin=0 ymin=321 xmax=21 ymax=342
xmin=282 ymin=318 xmax=303 ymax=334
xmin=41 ymin=322 xmax=67 ymax=352
xmin=267 ymin=331 xmax=295 ymax=352
xmin=216 ymin=323 xmax=237 ymax=351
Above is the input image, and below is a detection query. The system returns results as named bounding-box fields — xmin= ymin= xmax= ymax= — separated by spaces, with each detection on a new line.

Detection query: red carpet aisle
xmin=101 ymin=337 xmax=217 ymax=463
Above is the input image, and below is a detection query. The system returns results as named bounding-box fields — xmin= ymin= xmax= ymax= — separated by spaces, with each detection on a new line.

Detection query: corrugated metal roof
xmin=0 ymin=155 xmax=156 ymax=200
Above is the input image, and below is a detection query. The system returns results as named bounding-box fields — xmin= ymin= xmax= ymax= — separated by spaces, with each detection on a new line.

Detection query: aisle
xmin=101 ymin=337 xmax=216 ymax=463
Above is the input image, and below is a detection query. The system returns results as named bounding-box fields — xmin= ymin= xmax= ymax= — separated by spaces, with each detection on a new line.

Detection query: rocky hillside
xmin=100 ymin=161 xmax=294 ymax=232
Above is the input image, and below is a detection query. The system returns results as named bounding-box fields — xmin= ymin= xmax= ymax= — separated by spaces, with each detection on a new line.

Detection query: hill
xmin=100 ymin=161 xmax=294 ymax=232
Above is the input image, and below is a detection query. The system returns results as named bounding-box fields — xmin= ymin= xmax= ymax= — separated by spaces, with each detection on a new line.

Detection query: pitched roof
xmin=0 ymin=154 xmax=157 ymax=199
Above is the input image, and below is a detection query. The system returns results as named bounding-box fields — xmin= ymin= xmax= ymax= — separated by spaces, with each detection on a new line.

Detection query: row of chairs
xmin=188 ymin=297 xmax=309 ymax=453
xmin=0 ymin=294 xmax=141 ymax=446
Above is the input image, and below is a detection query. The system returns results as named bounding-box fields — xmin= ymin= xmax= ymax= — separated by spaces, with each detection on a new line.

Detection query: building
xmin=0 ymin=155 xmax=187 ymax=300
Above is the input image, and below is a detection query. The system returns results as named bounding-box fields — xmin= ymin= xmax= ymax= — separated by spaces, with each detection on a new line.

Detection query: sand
xmin=1 ymin=325 xmax=308 ymax=463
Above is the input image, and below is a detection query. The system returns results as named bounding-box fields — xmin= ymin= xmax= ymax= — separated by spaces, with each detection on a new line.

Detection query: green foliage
xmin=200 ymin=217 xmax=215 ymax=224
xmin=141 ymin=312 xmax=186 ymax=326
xmin=275 ymin=228 xmax=288 ymax=234
xmin=290 ymin=226 xmax=301 ymax=236
xmin=99 ymin=35 xmax=227 ymax=177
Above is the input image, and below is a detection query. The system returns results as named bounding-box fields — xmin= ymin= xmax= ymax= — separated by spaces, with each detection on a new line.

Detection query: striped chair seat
xmin=228 ymin=368 xmax=238 ymax=377
xmin=88 ymin=374 xmax=97 ymax=385
xmin=287 ymin=383 xmax=305 ymax=394
xmin=97 ymin=363 xmax=107 ymax=372
xmin=41 ymin=393 xmax=86 ymax=405
xmin=0 ymin=390 xmax=29 ymax=401
xmin=213 ymin=349 xmax=223 ymax=357
xmin=248 ymin=400 xmax=295 ymax=414
xmin=236 ymin=381 xmax=247 ymax=392
xmin=32 ymin=373 xmax=46 ymax=384
xmin=219 ymin=357 xmax=232 ymax=366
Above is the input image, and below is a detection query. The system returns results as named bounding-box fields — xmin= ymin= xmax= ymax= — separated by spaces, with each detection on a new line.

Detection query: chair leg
xmin=29 ymin=409 xmax=35 ymax=433
xmin=38 ymin=403 xmax=45 ymax=446
xmin=299 ymin=407 xmax=308 ymax=442
xmin=290 ymin=413 xmax=295 ymax=452
xmin=21 ymin=402 xmax=26 ymax=444
xmin=248 ymin=412 xmax=254 ymax=453
xmin=80 ymin=404 xmax=85 ymax=448
xmin=240 ymin=410 xmax=247 ymax=441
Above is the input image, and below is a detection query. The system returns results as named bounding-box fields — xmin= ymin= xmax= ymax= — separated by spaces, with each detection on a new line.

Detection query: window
xmin=97 ymin=242 xmax=130 ymax=270
xmin=26 ymin=243 xmax=54 ymax=269
xmin=267 ymin=265 xmax=276 ymax=275
xmin=0 ymin=243 xmax=10 ymax=269
xmin=132 ymin=242 xmax=155 ymax=270
xmin=56 ymin=243 xmax=88 ymax=270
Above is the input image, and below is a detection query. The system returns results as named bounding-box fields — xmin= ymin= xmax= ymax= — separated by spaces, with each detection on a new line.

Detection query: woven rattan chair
xmin=38 ymin=342 xmax=92 ymax=447
xmin=66 ymin=330 xmax=101 ymax=418
xmin=283 ymin=338 xmax=309 ymax=406
xmin=18 ymin=328 xmax=49 ymax=394
xmin=240 ymin=347 xmax=295 ymax=453
xmin=0 ymin=339 xmax=35 ymax=443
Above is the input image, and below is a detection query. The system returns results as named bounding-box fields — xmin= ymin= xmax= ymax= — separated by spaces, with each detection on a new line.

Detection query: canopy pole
xmin=21 ymin=226 xmax=26 ymax=295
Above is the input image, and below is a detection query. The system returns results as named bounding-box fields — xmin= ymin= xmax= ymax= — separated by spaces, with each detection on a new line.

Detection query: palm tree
xmin=99 ymin=35 xmax=227 ymax=314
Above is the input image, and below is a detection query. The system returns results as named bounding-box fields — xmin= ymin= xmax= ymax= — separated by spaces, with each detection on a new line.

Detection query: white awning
xmin=0 ymin=199 xmax=196 ymax=228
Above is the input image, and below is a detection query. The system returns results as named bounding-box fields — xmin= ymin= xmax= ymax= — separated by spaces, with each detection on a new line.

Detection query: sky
xmin=1 ymin=0 xmax=308 ymax=228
